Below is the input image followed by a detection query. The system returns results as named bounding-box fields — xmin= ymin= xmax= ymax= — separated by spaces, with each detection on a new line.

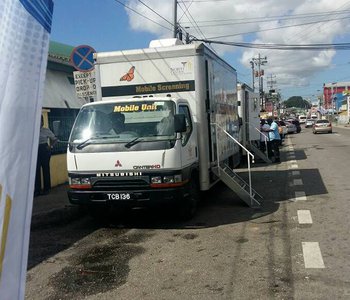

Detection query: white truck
xmin=66 ymin=39 xmax=260 ymax=219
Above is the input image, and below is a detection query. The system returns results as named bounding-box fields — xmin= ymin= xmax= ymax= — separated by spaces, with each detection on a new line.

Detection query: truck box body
xmin=67 ymin=41 xmax=239 ymax=213
xmin=237 ymin=83 xmax=260 ymax=148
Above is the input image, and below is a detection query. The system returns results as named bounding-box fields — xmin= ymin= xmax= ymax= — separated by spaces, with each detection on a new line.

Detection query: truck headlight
xmin=151 ymin=176 xmax=162 ymax=184
xmin=69 ymin=177 xmax=91 ymax=189
xmin=150 ymin=174 xmax=186 ymax=188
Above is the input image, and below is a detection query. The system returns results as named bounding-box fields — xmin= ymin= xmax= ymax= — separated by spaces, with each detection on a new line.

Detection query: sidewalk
xmin=31 ymin=184 xmax=83 ymax=229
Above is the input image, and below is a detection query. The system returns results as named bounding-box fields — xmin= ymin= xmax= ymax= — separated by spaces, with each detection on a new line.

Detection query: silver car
xmin=312 ymin=119 xmax=332 ymax=134
xmin=285 ymin=121 xmax=297 ymax=134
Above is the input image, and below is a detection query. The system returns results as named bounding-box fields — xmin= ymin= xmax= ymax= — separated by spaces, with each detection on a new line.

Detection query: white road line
xmin=297 ymin=210 xmax=313 ymax=224
xmin=294 ymin=191 xmax=307 ymax=201
xmin=302 ymin=242 xmax=325 ymax=268
xmin=289 ymin=159 xmax=297 ymax=164
xmin=293 ymin=179 xmax=303 ymax=186
xmin=292 ymin=171 xmax=300 ymax=176
xmin=288 ymin=164 xmax=299 ymax=169
xmin=334 ymin=133 xmax=341 ymax=136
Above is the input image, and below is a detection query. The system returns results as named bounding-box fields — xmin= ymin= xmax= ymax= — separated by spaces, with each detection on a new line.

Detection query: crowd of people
xmin=259 ymin=117 xmax=281 ymax=163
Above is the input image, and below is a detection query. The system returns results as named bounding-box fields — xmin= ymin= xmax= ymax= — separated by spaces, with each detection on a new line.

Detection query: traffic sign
xmin=70 ymin=45 xmax=96 ymax=72
xmin=73 ymin=70 xmax=96 ymax=99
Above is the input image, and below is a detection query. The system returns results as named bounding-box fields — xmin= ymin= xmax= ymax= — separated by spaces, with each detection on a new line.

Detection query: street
xmin=25 ymin=126 xmax=350 ymax=300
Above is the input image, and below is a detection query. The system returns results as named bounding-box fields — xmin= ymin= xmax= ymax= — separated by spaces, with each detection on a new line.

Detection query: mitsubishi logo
xmin=115 ymin=160 xmax=122 ymax=167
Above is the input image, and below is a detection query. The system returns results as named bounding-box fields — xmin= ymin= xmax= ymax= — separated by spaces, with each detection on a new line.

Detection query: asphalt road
xmin=25 ymin=126 xmax=350 ymax=300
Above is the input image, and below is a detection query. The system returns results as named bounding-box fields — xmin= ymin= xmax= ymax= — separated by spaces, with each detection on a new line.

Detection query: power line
xmin=180 ymin=9 xmax=350 ymax=25
xmin=284 ymin=2 xmax=350 ymax=44
xmin=193 ymin=39 xmax=350 ymax=50
xmin=183 ymin=13 xmax=350 ymax=28
xmin=137 ymin=0 xmax=174 ymax=27
xmin=206 ymin=15 xmax=350 ymax=39
xmin=114 ymin=0 xmax=173 ymax=32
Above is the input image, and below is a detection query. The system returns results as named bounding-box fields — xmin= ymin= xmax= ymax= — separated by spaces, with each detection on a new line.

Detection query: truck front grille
xmin=92 ymin=178 xmax=149 ymax=190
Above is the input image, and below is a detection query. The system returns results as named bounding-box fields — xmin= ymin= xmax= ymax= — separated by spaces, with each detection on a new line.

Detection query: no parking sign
xmin=70 ymin=45 xmax=96 ymax=72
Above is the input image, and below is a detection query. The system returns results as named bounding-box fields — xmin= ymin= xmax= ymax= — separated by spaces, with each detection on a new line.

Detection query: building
xmin=41 ymin=41 xmax=87 ymax=187
xmin=323 ymin=82 xmax=350 ymax=110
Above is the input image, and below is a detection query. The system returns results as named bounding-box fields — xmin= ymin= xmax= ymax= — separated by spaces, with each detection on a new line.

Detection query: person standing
xmin=267 ymin=117 xmax=281 ymax=163
xmin=34 ymin=116 xmax=58 ymax=196
xmin=260 ymin=119 xmax=270 ymax=155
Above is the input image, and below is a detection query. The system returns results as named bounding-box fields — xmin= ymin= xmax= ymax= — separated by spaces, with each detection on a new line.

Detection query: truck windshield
xmin=69 ymin=100 xmax=176 ymax=144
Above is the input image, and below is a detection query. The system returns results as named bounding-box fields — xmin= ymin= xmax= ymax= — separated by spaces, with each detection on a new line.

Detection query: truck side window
xmin=178 ymin=105 xmax=192 ymax=145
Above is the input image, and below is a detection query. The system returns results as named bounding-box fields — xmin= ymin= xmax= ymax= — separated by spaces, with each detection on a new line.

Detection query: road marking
xmin=302 ymin=242 xmax=325 ymax=268
xmin=297 ymin=210 xmax=313 ymax=224
xmin=293 ymin=179 xmax=303 ymax=186
xmin=292 ymin=171 xmax=300 ymax=176
xmin=334 ymin=133 xmax=340 ymax=136
xmin=288 ymin=164 xmax=299 ymax=169
xmin=294 ymin=191 xmax=307 ymax=201
xmin=289 ymin=159 xmax=297 ymax=164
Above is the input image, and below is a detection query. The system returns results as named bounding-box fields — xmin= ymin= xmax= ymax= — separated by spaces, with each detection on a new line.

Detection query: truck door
xmin=178 ymin=104 xmax=197 ymax=168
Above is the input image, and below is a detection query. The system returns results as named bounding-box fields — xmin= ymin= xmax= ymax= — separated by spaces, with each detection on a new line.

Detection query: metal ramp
xmin=249 ymin=142 xmax=272 ymax=164
xmin=212 ymin=123 xmax=263 ymax=208
xmin=214 ymin=163 xmax=262 ymax=208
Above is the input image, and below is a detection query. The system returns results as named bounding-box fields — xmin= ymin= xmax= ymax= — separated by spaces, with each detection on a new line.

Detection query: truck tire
xmin=178 ymin=177 xmax=199 ymax=220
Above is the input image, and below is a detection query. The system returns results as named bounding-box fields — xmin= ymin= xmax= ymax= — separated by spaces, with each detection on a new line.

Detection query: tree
xmin=283 ymin=96 xmax=311 ymax=109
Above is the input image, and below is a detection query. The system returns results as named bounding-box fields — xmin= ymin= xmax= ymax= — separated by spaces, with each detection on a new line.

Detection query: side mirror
xmin=174 ymin=114 xmax=186 ymax=133
xmin=52 ymin=120 xmax=61 ymax=136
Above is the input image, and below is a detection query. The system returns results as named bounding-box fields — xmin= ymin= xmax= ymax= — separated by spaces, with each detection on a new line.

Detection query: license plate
xmin=106 ymin=193 xmax=132 ymax=200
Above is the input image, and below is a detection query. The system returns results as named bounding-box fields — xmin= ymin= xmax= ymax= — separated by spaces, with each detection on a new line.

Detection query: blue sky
xmin=50 ymin=0 xmax=350 ymax=102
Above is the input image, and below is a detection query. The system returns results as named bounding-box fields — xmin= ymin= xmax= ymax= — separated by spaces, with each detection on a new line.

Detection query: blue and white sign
xmin=70 ymin=45 xmax=96 ymax=72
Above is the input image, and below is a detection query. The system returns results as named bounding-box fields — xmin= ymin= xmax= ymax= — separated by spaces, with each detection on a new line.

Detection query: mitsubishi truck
xmin=66 ymin=39 xmax=259 ymax=219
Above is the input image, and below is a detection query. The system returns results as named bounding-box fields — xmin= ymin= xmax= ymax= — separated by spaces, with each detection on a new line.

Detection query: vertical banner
xmin=0 ymin=0 xmax=53 ymax=299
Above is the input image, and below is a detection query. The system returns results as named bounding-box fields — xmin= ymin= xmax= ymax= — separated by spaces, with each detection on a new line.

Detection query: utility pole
xmin=173 ymin=0 xmax=178 ymax=38
xmin=267 ymin=74 xmax=277 ymax=91
xmin=252 ymin=54 xmax=267 ymax=109
xmin=249 ymin=60 xmax=255 ymax=91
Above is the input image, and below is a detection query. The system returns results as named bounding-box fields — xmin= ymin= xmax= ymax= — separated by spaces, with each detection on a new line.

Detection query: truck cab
xmin=67 ymin=96 xmax=199 ymax=218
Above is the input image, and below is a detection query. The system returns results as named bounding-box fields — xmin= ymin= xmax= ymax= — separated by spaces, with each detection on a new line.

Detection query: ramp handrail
xmin=212 ymin=123 xmax=255 ymax=203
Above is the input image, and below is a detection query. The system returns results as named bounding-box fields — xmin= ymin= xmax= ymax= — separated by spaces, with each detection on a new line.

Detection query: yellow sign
xmin=114 ymin=104 xmax=158 ymax=112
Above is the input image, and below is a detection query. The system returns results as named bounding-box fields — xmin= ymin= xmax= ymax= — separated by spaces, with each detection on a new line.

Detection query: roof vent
xmin=149 ymin=38 xmax=184 ymax=48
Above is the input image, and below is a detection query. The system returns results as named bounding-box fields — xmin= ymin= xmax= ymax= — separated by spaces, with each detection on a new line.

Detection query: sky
xmin=50 ymin=0 xmax=350 ymax=102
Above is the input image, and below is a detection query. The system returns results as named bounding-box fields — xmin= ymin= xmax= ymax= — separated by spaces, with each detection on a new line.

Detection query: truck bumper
xmin=67 ymin=186 xmax=189 ymax=208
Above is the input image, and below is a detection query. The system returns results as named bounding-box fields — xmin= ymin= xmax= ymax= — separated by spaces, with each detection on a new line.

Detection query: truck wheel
xmin=178 ymin=178 xmax=199 ymax=220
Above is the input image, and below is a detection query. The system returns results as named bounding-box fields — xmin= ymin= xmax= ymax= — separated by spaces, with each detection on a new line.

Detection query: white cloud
xmin=126 ymin=0 xmax=350 ymax=93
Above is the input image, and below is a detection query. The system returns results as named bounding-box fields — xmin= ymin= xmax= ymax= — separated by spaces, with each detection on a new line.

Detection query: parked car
xmin=287 ymin=119 xmax=301 ymax=133
xmin=277 ymin=120 xmax=288 ymax=136
xmin=305 ymin=119 xmax=315 ymax=128
xmin=285 ymin=121 xmax=297 ymax=134
xmin=312 ymin=119 xmax=332 ymax=134
xmin=298 ymin=115 xmax=307 ymax=124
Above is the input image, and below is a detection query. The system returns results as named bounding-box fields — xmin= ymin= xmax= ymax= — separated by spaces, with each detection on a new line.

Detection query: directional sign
xmin=70 ymin=45 xmax=96 ymax=72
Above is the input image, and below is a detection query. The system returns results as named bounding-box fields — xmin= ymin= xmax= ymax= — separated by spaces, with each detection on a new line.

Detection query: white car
xmin=285 ymin=121 xmax=297 ymax=134
xmin=305 ymin=119 xmax=315 ymax=128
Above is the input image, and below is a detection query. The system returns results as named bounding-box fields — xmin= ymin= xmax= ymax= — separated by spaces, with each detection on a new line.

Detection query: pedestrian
xmin=260 ymin=119 xmax=270 ymax=154
xmin=34 ymin=116 xmax=58 ymax=196
xmin=267 ymin=117 xmax=281 ymax=163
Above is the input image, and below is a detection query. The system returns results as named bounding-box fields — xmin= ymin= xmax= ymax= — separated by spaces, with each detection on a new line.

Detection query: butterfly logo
xmin=120 ymin=66 xmax=135 ymax=82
